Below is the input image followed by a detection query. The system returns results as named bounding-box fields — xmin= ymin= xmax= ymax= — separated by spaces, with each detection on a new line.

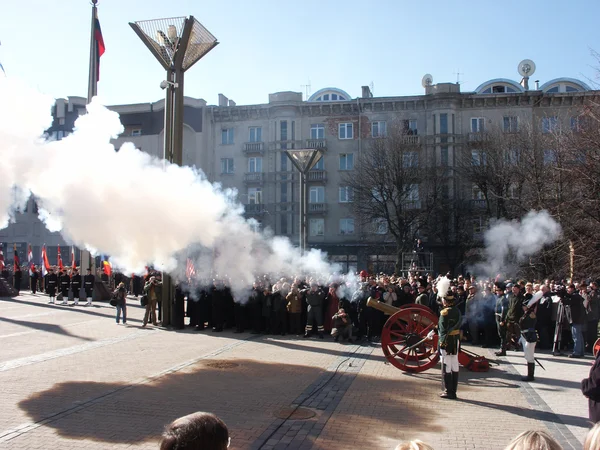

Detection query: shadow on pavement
xmin=460 ymin=398 xmax=591 ymax=428
xmin=0 ymin=316 xmax=94 ymax=342
xmin=18 ymin=358 xmax=443 ymax=446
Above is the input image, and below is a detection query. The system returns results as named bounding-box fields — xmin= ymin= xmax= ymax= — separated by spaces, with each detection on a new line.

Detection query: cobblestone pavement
xmin=0 ymin=293 xmax=593 ymax=450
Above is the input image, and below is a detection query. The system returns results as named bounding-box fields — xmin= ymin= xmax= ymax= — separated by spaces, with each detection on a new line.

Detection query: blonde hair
xmin=395 ymin=440 xmax=435 ymax=450
xmin=584 ymin=422 xmax=600 ymax=450
xmin=504 ymin=430 xmax=562 ymax=450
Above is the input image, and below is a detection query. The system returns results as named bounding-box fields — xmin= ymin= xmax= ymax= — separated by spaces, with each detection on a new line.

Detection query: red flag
xmin=57 ymin=245 xmax=64 ymax=270
xmin=0 ymin=247 xmax=4 ymax=271
xmin=42 ymin=245 xmax=50 ymax=274
xmin=71 ymin=246 xmax=77 ymax=269
xmin=94 ymin=11 xmax=105 ymax=81
xmin=186 ymin=258 xmax=196 ymax=280
xmin=28 ymin=244 xmax=33 ymax=275
xmin=102 ymin=260 xmax=112 ymax=277
xmin=13 ymin=244 xmax=20 ymax=271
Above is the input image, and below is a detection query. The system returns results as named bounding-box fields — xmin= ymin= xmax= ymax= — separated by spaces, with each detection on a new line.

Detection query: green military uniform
xmin=438 ymin=293 xmax=462 ymax=400
xmin=506 ymin=291 xmax=524 ymax=349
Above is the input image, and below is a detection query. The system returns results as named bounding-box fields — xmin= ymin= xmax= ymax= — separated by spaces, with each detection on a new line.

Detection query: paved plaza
xmin=0 ymin=293 xmax=594 ymax=450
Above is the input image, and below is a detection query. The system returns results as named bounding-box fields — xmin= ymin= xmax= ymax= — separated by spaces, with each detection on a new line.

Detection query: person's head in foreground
xmin=504 ymin=430 xmax=562 ymax=450
xmin=584 ymin=422 xmax=600 ymax=450
xmin=160 ymin=412 xmax=229 ymax=450
xmin=395 ymin=440 xmax=435 ymax=450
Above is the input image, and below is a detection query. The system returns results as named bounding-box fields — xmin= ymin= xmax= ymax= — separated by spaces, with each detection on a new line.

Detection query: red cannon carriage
xmin=367 ymin=298 xmax=491 ymax=373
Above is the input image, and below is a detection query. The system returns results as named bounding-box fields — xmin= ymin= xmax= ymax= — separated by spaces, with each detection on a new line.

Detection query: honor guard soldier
xmin=520 ymin=293 xmax=539 ymax=381
xmin=430 ymin=278 xmax=462 ymax=400
xmin=45 ymin=268 xmax=58 ymax=304
xmin=70 ymin=268 xmax=82 ymax=306
xmin=59 ymin=270 xmax=71 ymax=305
xmin=84 ymin=268 xmax=95 ymax=306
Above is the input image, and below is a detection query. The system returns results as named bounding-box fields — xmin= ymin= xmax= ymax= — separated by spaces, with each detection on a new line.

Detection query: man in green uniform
xmin=506 ymin=283 xmax=525 ymax=351
xmin=434 ymin=281 xmax=462 ymax=400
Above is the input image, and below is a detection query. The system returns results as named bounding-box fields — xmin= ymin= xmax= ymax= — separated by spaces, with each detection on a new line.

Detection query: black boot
xmin=495 ymin=345 xmax=507 ymax=356
xmin=522 ymin=362 xmax=535 ymax=381
xmin=439 ymin=364 xmax=449 ymax=398
xmin=450 ymin=371 xmax=459 ymax=399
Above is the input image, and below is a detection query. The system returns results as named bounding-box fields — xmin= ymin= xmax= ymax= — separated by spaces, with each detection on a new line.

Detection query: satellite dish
xmin=518 ymin=59 xmax=536 ymax=77
xmin=422 ymin=74 xmax=434 ymax=88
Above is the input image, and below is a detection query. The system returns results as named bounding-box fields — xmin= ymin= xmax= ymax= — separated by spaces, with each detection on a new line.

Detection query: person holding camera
xmin=113 ymin=282 xmax=127 ymax=324
xmin=143 ymin=275 xmax=162 ymax=327
xmin=562 ymin=283 xmax=586 ymax=358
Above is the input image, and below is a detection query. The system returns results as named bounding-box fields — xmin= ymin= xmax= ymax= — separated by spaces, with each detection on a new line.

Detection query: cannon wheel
xmin=380 ymin=304 xmax=439 ymax=373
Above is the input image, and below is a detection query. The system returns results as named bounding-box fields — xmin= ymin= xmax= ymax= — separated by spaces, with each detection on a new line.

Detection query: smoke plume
xmin=0 ymin=77 xmax=341 ymax=297
xmin=473 ymin=210 xmax=562 ymax=279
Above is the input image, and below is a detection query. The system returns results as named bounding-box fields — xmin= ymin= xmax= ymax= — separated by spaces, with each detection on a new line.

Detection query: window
xmin=373 ymin=218 xmax=388 ymax=235
xmin=472 ymin=184 xmax=485 ymax=200
xmin=280 ymin=121 xmax=288 ymax=141
xmin=543 ymin=149 xmax=557 ymax=165
xmin=323 ymin=94 xmax=330 ymax=101
xmin=249 ymin=127 xmax=262 ymax=142
xmin=542 ymin=117 xmax=558 ymax=134
xmin=309 ymin=218 xmax=324 ymax=236
xmin=131 ymin=129 xmax=142 ymax=136
xmin=340 ymin=218 xmax=355 ymax=235
xmin=405 ymin=184 xmax=420 ymax=208
xmin=331 ymin=94 xmax=338 ymax=100
xmin=371 ymin=188 xmax=384 ymax=202
xmin=571 ymin=116 xmax=582 ymax=132
xmin=248 ymin=188 xmax=262 ymax=204
xmin=339 ymin=187 xmax=354 ymax=203
xmin=339 ymin=153 xmax=354 ymax=170
xmin=339 ymin=123 xmax=353 ymax=139
xmin=311 ymin=158 xmax=324 ymax=170
xmin=503 ymin=116 xmax=518 ymax=133
xmin=505 ymin=149 xmax=520 ymax=165
xmin=311 ymin=124 xmax=324 ymax=139
xmin=220 ymin=158 xmax=234 ymax=174
xmin=403 ymin=119 xmax=418 ymax=135
xmin=471 ymin=150 xmax=487 ymax=166
xmin=566 ymin=86 xmax=579 ymax=92
xmin=508 ymin=183 xmax=519 ymax=199
xmin=471 ymin=118 xmax=485 ymax=133
xmin=248 ymin=157 xmax=262 ymax=173
xmin=402 ymin=152 xmax=419 ymax=168
xmin=492 ymin=85 xmax=506 ymax=93
xmin=221 ymin=128 xmax=234 ymax=145
xmin=441 ymin=146 xmax=449 ymax=166
xmin=371 ymin=121 xmax=387 ymax=138
xmin=473 ymin=217 xmax=484 ymax=234
xmin=440 ymin=114 xmax=448 ymax=134
xmin=309 ymin=186 xmax=324 ymax=203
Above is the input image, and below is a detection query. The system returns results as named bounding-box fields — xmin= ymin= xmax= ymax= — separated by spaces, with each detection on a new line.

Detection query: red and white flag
xmin=186 ymin=258 xmax=196 ymax=280
xmin=71 ymin=246 xmax=77 ymax=269
xmin=57 ymin=245 xmax=64 ymax=270
xmin=27 ymin=244 xmax=33 ymax=275
xmin=0 ymin=247 xmax=4 ymax=272
xmin=41 ymin=245 xmax=49 ymax=277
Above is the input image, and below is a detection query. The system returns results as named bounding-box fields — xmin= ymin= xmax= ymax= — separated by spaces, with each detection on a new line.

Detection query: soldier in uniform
xmin=505 ymin=283 xmax=525 ymax=351
xmin=59 ymin=270 xmax=71 ymax=305
xmin=30 ymin=266 xmax=39 ymax=294
xmin=45 ymin=268 xmax=58 ymax=304
xmin=303 ymin=282 xmax=326 ymax=338
xmin=434 ymin=280 xmax=462 ymax=400
xmin=495 ymin=282 xmax=509 ymax=356
xmin=70 ymin=268 xmax=82 ymax=306
xmin=84 ymin=268 xmax=95 ymax=306
xmin=519 ymin=293 xmax=538 ymax=381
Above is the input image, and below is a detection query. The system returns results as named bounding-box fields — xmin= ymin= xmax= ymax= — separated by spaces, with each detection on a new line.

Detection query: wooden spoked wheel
xmin=380 ymin=304 xmax=439 ymax=373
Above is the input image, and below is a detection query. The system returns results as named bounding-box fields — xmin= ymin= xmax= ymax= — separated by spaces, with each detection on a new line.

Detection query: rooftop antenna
xmin=301 ymin=79 xmax=311 ymax=100
xmin=369 ymin=81 xmax=375 ymax=96
xmin=453 ymin=69 xmax=463 ymax=84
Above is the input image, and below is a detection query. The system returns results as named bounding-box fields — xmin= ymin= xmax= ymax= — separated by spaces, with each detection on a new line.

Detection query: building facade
xmin=0 ymin=73 xmax=594 ymax=273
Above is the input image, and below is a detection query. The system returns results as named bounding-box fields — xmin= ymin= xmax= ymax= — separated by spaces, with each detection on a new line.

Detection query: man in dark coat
xmin=45 ymin=268 xmax=58 ymax=304
xmin=303 ymin=282 xmax=326 ymax=338
xmin=84 ymin=268 xmax=95 ymax=306
xmin=59 ymin=270 xmax=71 ymax=305
xmin=582 ymin=351 xmax=600 ymax=423
xmin=563 ymin=284 xmax=587 ymax=358
xmin=13 ymin=266 xmax=22 ymax=294
xmin=30 ymin=266 xmax=39 ymax=294
xmin=70 ymin=268 xmax=82 ymax=305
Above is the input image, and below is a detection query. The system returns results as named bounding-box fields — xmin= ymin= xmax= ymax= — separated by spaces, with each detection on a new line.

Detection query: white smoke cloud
xmin=0 ymin=76 xmax=342 ymax=297
xmin=473 ymin=210 xmax=562 ymax=279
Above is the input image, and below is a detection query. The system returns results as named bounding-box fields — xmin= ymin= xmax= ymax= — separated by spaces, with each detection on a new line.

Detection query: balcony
xmin=305 ymin=139 xmax=327 ymax=150
xmin=244 ymin=204 xmax=267 ymax=215
xmin=244 ymin=172 xmax=264 ymax=184
xmin=308 ymin=203 xmax=328 ymax=213
xmin=468 ymin=132 xmax=488 ymax=142
xmin=402 ymin=135 xmax=420 ymax=145
xmin=243 ymin=142 xmax=264 ymax=154
xmin=307 ymin=171 xmax=327 ymax=182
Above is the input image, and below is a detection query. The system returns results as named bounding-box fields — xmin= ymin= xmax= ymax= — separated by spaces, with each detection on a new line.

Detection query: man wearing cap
xmin=415 ymin=282 xmax=428 ymax=306
xmin=505 ymin=283 xmax=525 ymax=351
xmin=437 ymin=285 xmax=462 ymax=399
xmin=84 ymin=268 xmax=95 ymax=306
xmin=519 ymin=291 xmax=538 ymax=381
xmin=303 ymin=282 xmax=326 ymax=338
xmin=45 ymin=267 xmax=58 ymax=304
xmin=70 ymin=268 xmax=82 ymax=306
xmin=466 ymin=285 xmax=482 ymax=345
xmin=59 ymin=269 xmax=71 ymax=306
xmin=495 ymin=282 xmax=509 ymax=356
xmin=562 ymin=284 xmax=586 ymax=358
xmin=586 ymin=281 xmax=600 ymax=354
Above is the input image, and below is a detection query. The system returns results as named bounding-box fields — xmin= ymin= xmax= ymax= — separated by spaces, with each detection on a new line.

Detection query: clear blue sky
xmin=1 ymin=0 xmax=598 ymax=106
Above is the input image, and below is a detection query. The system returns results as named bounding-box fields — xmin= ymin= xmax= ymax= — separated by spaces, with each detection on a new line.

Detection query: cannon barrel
xmin=366 ymin=298 xmax=400 ymax=316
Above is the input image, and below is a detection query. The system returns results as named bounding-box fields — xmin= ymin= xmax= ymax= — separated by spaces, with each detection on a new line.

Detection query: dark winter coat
xmin=582 ymin=354 xmax=600 ymax=423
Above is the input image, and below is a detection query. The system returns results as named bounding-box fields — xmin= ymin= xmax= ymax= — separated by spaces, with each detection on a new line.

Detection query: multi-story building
xmin=0 ymin=71 xmax=594 ymax=274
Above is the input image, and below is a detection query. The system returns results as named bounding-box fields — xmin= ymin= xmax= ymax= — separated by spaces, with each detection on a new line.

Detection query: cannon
xmin=367 ymin=298 xmax=491 ymax=373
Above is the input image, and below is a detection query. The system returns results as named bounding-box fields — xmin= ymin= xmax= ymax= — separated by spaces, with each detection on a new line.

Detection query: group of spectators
xmin=159 ymin=411 xmax=600 ymax=450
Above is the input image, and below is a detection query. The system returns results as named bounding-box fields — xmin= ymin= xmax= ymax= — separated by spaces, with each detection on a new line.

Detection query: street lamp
xmin=284 ymin=149 xmax=323 ymax=252
xmin=129 ymin=16 xmax=218 ymax=326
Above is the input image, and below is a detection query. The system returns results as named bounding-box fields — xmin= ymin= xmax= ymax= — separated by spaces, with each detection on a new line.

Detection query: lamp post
xmin=130 ymin=16 xmax=218 ymax=326
xmin=284 ymin=149 xmax=323 ymax=252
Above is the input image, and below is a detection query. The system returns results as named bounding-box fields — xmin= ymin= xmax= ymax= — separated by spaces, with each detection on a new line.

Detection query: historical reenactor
xmin=303 ymin=282 xmax=326 ymax=338
xmin=45 ymin=268 xmax=58 ymax=304
xmin=59 ymin=270 xmax=71 ymax=305
xmin=70 ymin=268 xmax=82 ymax=306
xmin=520 ymin=292 xmax=539 ymax=381
xmin=495 ymin=282 xmax=509 ymax=356
xmin=13 ymin=265 xmax=22 ymax=294
xmin=432 ymin=277 xmax=462 ymax=400
xmin=506 ymin=283 xmax=525 ymax=350
xmin=84 ymin=268 xmax=95 ymax=306
xmin=30 ymin=266 xmax=39 ymax=294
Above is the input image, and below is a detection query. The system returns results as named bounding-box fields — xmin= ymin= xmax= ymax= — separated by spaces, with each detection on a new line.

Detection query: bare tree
xmin=343 ymin=121 xmax=436 ymax=274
